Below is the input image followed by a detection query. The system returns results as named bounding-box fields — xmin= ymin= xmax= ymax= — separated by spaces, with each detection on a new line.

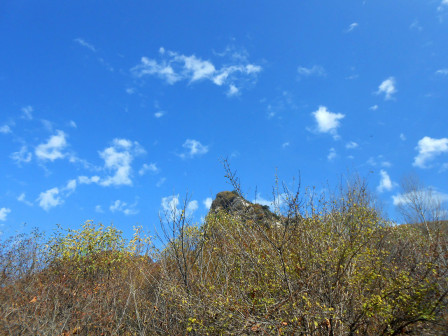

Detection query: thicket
xmin=1 ymin=172 xmax=447 ymax=335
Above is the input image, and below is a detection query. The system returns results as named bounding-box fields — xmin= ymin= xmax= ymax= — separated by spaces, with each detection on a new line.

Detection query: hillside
xmin=1 ymin=185 xmax=447 ymax=335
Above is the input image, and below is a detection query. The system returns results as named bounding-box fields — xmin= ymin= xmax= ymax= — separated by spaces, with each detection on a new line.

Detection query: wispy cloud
xmin=0 ymin=125 xmax=11 ymax=134
xmin=0 ymin=208 xmax=11 ymax=221
xmin=161 ymin=194 xmax=198 ymax=216
xmin=410 ymin=20 xmax=423 ymax=31
xmin=11 ymin=146 xmax=32 ymax=165
xmin=369 ymin=105 xmax=379 ymax=111
xmin=37 ymin=187 xmax=61 ymax=211
xmin=393 ymin=189 xmax=448 ymax=206
xmin=327 ymin=147 xmax=337 ymax=161
xmin=35 ymin=130 xmax=68 ymax=161
xmin=376 ymin=77 xmax=397 ymax=100
xmin=36 ymin=179 xmax=77 ymax=211
xmin=435 ymin=68 xmax=448 ymax=76
xmin=156 ymin=177 xmax=166 ymax=187
xmin=139 ymin=163 xmax=159 ymax=175
xmin=377 ymin=170 xmax=396 ymax=193
xmin=17 ymin=193 xmax=33 ymax=206
xmin=345 ymin=22 xmax=359 ymax=33
xmin=161 ymin=194 xmax=180 ymax=213
xmin=264 ymin=91 xmax=297 ymax=119
xmin=438 ymin=0 xmax=448 ymax=11
xmin=203 ymin=197 xmax=213 ymax=210
xmin=179 ymin=139 xmax=209 ymax=159
xmin=227 ymin=84 xmax=239 ymax=97
xmin=99 ymin=138 xmax=145 ymax=187
xmin=110 ymin=200 xmax=139 ymax=215
xmin=131 ymin=47 xmax=262 ymax=96
xmin=297 ymin=65 xmax=326 ymax=77
xmin=413 ymin=136 xmax=448 ymax=168
xmin=74 ymin=38 xmax=96 ymax=52
xmin=78 ymin=176 xmax=100 ymax=184
xmin=154 ymin=111 xmax=165 ymax=118
xmin=345 ymin=141 xmax=359 ymax=149
xmin=187 ymin=200 xmax=199 ymax=214
xmin=21 ymin=106 xmax=33 ymax=120
xmin=310 ymin=106 xmax=345 ymax=139
xmin=253 ymin=194 xmax=274 ymax=208
xmin=367 ymin=155 xmax=391 ymax=168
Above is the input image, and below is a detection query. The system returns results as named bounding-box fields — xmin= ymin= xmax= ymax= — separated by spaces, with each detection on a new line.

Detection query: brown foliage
xmin=0 ymin=174 xmax=447 ymax=335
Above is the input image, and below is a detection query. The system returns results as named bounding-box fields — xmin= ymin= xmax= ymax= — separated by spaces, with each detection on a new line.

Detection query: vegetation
xmin=1 ymin=171 xmax=447 ymax=335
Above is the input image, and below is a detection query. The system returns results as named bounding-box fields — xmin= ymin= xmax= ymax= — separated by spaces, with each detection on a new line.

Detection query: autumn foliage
xmin=1 ymin=176 xmax=447 ymax=335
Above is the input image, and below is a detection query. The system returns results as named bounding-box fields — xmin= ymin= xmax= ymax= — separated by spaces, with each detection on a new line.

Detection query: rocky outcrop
xmin=209 ymin=191 xmax=278 ymax=227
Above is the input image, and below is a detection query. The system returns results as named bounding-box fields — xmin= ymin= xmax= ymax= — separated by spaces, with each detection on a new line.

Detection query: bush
xmin=0 ymin=175 xmax=446 ymax=335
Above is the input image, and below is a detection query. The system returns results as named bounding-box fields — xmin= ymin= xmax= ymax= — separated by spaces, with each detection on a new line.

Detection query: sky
xmin=1 ymin=0 xmax=448 ymax=239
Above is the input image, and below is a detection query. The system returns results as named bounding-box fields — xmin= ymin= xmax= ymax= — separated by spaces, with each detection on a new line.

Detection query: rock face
xmin=209 ymin=191 xmax=277 ymax=227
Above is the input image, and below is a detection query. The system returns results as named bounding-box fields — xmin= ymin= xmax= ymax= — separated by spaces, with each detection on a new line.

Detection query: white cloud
xmin=139 ymin=163 xmax=159 ymax=175
xmin=41 ymin=120 xmax=54 ymax=132
xmin=161 ymin=195 xmax=180 ymax=213
xmin=131 ymin=48 xmax=262 ymax=95
xmin=0 ymin=125 xmax=11 ymax=134
xmin=345 ymin=22 xmax=359 ymax=32
xmin=413 ymin=136 xmax=448 ymax=168
xmin=99 ymin=138 xmax=145 ymax=186
xmin=438 ymin=0 xmax=448 ymax=11
xmin=154 ymin=111 xmax=165 ymax=118
xmin=400 ymin=133 xmax=406 ymax=141
xmin=282 ymin=142 xmax=290 ymax=148
xmin=17 ymin=193 xmax=33 ymax=206
xmin=327 ymin=148 xmax=337 ymax=161
xmin=65 ymin=179 xmax=77 ymax=193
xmin=180 ymin=139 xmax=209 ymax=159
xmin=410 ymin=20 xmax=423 ymax=31
xmin=376 ymin=77 xmax=397 ymax=100
xmin=21 ymin=106 xmax=33 ymax=120
xmin=393 ymin=189 xmax=448 ymax=206
xmin=35 ymin=130 xmax=68 ymax=161
xmin=160 ymin=195 xmax=198 ymax=216
xmin=264 ymin=91 xmax=297 ymax=119
xmin=95 ymin=205 xmax=104 ymax=213
xmin=69 ymin=120 xmax=77 ymax=128
xmin=253 ymin=194 xmax=273 ymax=207
xmin=369 ymin=105 xmax=379 ymax=111
xmin=74 ymin=38 xmax=96 ymax=52
xmin=132 ymin=56 xmax=180 ymax=84
xmin=36 ymin=178 xmax=78 ymax=211
xmin=311 ymin=106 xmax=345 ymax=138
xmin=203 ymin=197 xmax=213 ymax=210
xmin=78 ymin=175 xmax=100 ymax=184
xmin=176 ymin=54 xmax=216 ymax=81
xmin=367 ymin=155 xmax=391 ymax=168
xmin=377 ymin=170 xmax=395 ymax=193
xmin=187 ymin=200 xmax=199 ymax=215
xmin=109 ymin=200 xmax=138 ymax=215
xmin=0 ymin=208 xmax=11 ymax=221
xmin=435 ymin=68 xmax=448 ymax=76
xmin=156 ymin=177 xmax=166 ymax=187
xmin=346 ymin=141 xmax=358 ymax=149
xmin=37 ymin=187 xmax=62 ymax=211
xmin=11 ymin=146 xmax=32 ymax=165
xmin=227 ymin=84 xmax=239 ymax=96
xmin=297 ymin=65 xmax=326 ymax=77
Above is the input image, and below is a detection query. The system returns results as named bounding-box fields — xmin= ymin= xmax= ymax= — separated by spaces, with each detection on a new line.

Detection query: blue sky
xmin=1 ymin=0 xmax=448 ymax=238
